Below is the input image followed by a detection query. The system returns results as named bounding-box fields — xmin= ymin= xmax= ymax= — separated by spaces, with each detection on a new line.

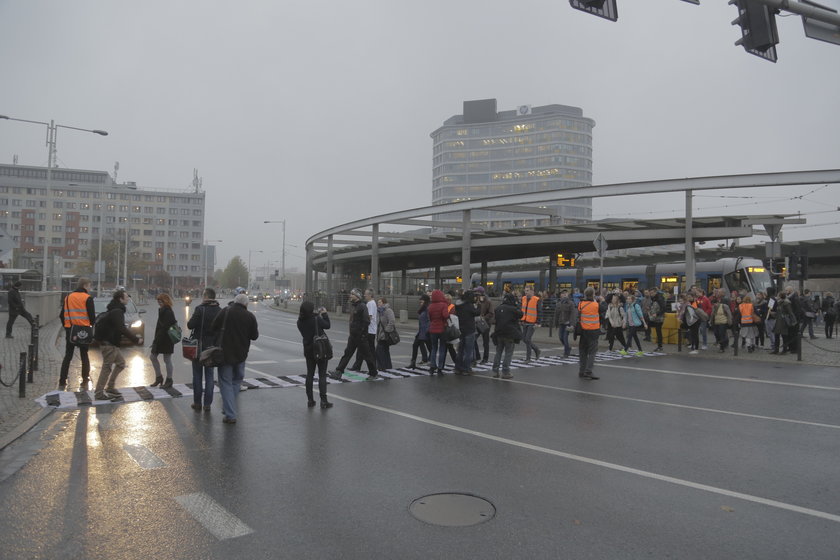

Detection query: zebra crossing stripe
xmin=35 ymin=351 xmax=666 ymax=410
xmin=255 ymin=377 xmax=281 ymax=387
xmin=133 ymin=386 xmax=155 ymax=400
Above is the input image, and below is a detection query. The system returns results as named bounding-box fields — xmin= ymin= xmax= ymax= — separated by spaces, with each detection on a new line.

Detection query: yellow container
xmin=660 ymin=312 xmax=681 ymax=344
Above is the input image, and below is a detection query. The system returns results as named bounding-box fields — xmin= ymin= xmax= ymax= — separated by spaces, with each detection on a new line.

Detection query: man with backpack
xmin=93 ymin=289 xmax=142 ymax=401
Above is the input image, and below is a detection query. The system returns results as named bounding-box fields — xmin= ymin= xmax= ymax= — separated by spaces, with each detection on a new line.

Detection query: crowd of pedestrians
xmin=50 ymin=278 xmax=836 ymax=424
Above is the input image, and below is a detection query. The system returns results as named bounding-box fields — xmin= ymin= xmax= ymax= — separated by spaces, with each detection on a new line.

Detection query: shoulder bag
xmin=168 ymin=322 xmax=183 ymax=344
xmin=475 ymin=315 xmax=489 ymax=334
xmin=312 ymin=316 xmax=333 ymax=361
xmin=66 ymin=295 xmax=94 ymax=345
xmin=445 ymin=316 xmax=461 ymax=342
xmin=199 ymin=308 xmax=227 ymax=367
xmin=182 ymin=309 xmax=200 ymax=360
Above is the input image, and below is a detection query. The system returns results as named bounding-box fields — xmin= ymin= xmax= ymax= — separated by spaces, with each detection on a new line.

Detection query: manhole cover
xmin=409 ymin=493 xmax=496 ymax=527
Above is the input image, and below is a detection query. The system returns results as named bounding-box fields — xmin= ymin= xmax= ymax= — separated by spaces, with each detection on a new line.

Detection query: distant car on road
xmin=92 ymin=296 xmax=145 ymax=345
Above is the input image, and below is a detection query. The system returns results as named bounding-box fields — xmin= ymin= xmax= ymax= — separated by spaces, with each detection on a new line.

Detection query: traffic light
xmin=799 ymin=255 xmax=809 ymax=280
xmin=730 ymin=0 xmax=780 ymax=62
xmin=569 ymin=0 xmax=618 ymax=22
xmin=787 ymin=251 xmax=799 ymax=280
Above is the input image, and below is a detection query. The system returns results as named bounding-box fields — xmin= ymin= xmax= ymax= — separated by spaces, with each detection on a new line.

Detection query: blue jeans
xmin=192 ymin=360 xmax=215 ymax=407
xmin=429 ymin=332 xmax=447 ymax=371
xmin=558 ymin=324 xmax=571 ymax=357
xmin=218 ymin=362 xmax=245 ymax=419
xmin=492 ymin=337 xmax=516 ymax=374
xmin=456 ymin=332 xmax=476 ymax=372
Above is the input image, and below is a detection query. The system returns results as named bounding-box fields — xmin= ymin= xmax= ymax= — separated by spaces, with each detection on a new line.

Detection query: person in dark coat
xmin=329 ymin=288 xmax=378 ymax=381
xmin=93 ymin=289 xmax=142 ymax=400
xmin=454 ymin=290 xmax=479 ymax=374
xmin=150 ymin=293 xmax=178 ymax=388
xmin=491 ymin=292 xmax=523 ymax=379
xmin=408 ymin=293 xmax=431 ymax=369
xmin=187 ymin=288 xmax=222 ymax=411
xmin=297 ymin=301 xmax=332 ymax=409
xmin=6 ymin=280 xmax=35 ymax=338
xmin=212 ymin=293 xmax=259 ymax=423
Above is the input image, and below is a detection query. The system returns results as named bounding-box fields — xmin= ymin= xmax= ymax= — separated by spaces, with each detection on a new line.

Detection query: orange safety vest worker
xmin=63 ymin=291 xmax=92 ymax=327
xmin=739 ymin=302 xmax=754 ymax=324
xmin=521 ymin=295 xmax=540 ymax=324
xmin=578 ymin=300 xmax=600 ymax=330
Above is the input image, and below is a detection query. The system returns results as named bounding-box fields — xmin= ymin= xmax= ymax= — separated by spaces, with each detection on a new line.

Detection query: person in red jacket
xmin=426 ymin=289 xmax=450 ymax=375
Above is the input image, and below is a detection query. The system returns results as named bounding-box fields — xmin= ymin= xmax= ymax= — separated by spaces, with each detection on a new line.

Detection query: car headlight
xmin=130 ymin=320 xmax=143 ymax=328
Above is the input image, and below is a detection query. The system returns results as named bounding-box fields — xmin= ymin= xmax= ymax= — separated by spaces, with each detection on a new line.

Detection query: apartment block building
xmin=0 ymin=163 xmax=206 ymax=290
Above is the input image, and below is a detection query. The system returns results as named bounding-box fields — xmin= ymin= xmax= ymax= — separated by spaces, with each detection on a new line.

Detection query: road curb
xmin=0 ymin=406 xmax=53 ymax=451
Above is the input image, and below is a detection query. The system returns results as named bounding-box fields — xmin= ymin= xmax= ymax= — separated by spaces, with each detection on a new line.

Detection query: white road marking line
xmin=332 ymin=395 xmax=840 ymax=524
xmin=174 ymin=492 xmax=255 ymax=540
xmin=254 ymin=334 xmax=300 ymax=345
xmin=247 ymin=360 xmax=278 ymax=365
xmin=123 ymin=443 xmax=166 ymax=469
xmin=598 ymin=363 xmax=840 ymax=391
xmin=478 ymin=377 xmax=840 ymax=430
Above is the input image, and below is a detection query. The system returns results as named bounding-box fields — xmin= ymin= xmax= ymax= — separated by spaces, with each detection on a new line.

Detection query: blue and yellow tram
xmin=472 ymin=257 xmax=773 ymax=297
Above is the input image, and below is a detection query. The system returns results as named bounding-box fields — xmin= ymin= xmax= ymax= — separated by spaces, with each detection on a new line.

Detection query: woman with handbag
xmin=151 ymin=293 xmax=178 ymax=388
xmin=297 ymin=301 xmax=333 ymax=409
xmin=187 ymin=288 xmax=221 ymax=411
xmin=375 ymin=297 xmax=397 ymax=371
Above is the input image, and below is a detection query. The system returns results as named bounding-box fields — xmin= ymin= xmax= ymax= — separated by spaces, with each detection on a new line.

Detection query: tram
xmin=472 ymin=257 xmax=774 ymax=297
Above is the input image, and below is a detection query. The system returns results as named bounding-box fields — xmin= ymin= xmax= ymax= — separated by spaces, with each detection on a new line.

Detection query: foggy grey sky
xmin=1 ymin=0 xmax=838 ymax=272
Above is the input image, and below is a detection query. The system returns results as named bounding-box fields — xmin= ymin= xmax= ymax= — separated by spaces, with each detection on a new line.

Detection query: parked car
xmin=92 ymin=296 xmax=146 ymax=345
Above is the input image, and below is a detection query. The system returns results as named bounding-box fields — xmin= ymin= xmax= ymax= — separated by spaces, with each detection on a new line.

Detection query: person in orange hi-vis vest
xmin=739 ymin=294 xmax=759 ymax=353
xmin=577 ymin=287 xmax=601 ymax=380
xmin=59 ymin=277 xmax=96 ymax=390
xmin=520 ymin=285 xmax=541 ymax=362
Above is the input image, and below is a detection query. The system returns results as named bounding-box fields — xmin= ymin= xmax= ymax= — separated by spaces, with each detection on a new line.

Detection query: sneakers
xmin=94 ymin=392 xmax=117 ymax=401
xmin=634 ymin=351 xmax=644 ymax=357
xmin=105 ymin=388 xmax=122 ymax=397
xmin=701 ymin=345 xmax=708 ymax=350
xmin=689 ymin=350 xmax=699 ymax=355
xmin=618 ymin=349 xmax=628 ymax=356
xmin=501 ymin=373 xmax=513 ymax=379
xmin=581 ymin=373 xmax=600 ymax=380
xmin=366 ymin=373 xmax=379 ymax=380
xmin=328 ymin=370 xmax=343 ymax=380
xmin=222 ymin=416 xmax=237 ymax=424
xmin=492 ymin=371 xmax=500 ymax=378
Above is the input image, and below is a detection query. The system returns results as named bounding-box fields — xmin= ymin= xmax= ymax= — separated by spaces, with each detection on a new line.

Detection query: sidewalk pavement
xmin=0 ymin=318 xmax=64 ymax=450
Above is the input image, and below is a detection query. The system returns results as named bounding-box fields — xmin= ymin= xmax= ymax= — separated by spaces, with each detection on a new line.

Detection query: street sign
xmin=593 ymin=233 xmax=608 ymax=257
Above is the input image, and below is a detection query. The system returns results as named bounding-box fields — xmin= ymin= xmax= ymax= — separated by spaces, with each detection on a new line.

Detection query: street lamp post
xmin=0 ymin=114 xmax=108 ymax=291
xmin=263 ymin=220 xmax=286 ymax=283
xmin=203 ymin=240 xmax=223 ymax=289
xmin=248 ymin=249 xmax=263 ymax=292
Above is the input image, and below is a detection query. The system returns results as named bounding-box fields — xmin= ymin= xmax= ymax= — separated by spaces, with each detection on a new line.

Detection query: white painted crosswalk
xmin=35 ymin=350 xmax=664 ymax=410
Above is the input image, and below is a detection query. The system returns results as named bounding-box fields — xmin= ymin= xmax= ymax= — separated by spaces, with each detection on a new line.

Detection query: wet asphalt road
xmin=0 ymin=302 xmax=838 ymax=559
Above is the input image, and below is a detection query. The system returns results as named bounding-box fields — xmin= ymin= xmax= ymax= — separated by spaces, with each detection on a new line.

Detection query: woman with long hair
xmin=151 ymin=293 xmax=177 ymax=388
xmin=297 ymin=301 xmax=333 ymax=409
